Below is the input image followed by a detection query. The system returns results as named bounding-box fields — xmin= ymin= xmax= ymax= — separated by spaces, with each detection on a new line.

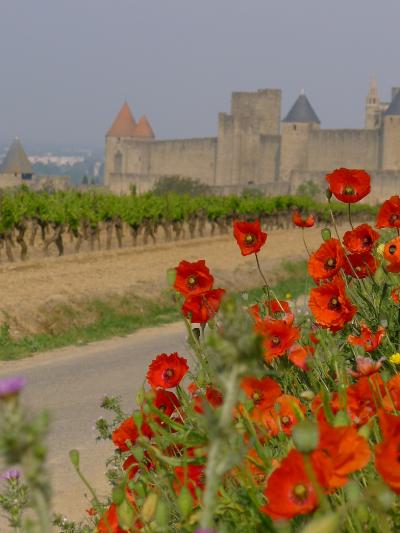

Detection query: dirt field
xmin=0 ymin=225 xmax=346 ymax=336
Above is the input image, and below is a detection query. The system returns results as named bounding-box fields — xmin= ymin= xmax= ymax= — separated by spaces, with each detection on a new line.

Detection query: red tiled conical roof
xmin=107 ymin=102 xmax=137 ymax=137
xmin=134 ymin=115 xmax=155 ymax=139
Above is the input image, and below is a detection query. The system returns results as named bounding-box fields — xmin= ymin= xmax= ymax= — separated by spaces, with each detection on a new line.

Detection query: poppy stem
xmin=348 ymin=204 xmax=354 ymax=230
xmin=303 ymin=453 xmax=331 ymax=513
xmin=301 ymin=228 xmax=311 ymax=256
xmin=200 ymin=363 xmax=243 ymax=529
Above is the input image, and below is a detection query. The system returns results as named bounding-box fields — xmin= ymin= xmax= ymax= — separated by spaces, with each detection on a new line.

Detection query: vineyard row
xmin=0 ymin=187 xmax=376 ymax=262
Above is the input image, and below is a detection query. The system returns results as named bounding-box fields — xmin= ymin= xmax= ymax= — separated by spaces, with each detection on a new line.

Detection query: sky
xmin=0 ymin=0 xmax=399 ymax=150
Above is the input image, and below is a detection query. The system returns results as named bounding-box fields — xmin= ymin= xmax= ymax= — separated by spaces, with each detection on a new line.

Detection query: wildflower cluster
xmin=3 ymin=167 xmax=400 ymax=532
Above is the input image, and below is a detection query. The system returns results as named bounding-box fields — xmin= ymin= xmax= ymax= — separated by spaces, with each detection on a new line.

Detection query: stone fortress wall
xmin=104 ymin=80 xmax=400 ymax=202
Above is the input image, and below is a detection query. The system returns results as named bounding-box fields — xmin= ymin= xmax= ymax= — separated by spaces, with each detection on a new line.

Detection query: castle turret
xmin=280 ymin=92 xmax=320 ymax=179
xmin=134 ymin=115 xmax=155 ymax=139
xmin=0 ymin=138 xmax=33 ymax=180
xmin=382 ymin=91 xmax=400 ymax=170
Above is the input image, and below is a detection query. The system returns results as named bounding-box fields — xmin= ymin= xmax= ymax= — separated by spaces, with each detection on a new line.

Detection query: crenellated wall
xmin=307 ymin=129 xmax=380 ymax=171
xmin=105 ymin=86 xmax=400 ymax=200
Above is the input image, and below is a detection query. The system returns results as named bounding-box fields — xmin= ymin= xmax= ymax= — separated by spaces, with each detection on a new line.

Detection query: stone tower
xmin=382 ymin=91 xmax=400 ymax=170
xmin=280 ymin=92 xmax=320 ymax=179
xmin=215 ymin=89 xmax=281 ymax=185
xmin=365 ymin=77 xmax=382 ymax=129
xmin=104 ymin=103 xmax=155 ymax=190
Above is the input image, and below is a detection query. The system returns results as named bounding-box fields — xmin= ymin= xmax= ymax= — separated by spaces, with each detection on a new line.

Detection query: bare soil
xmin=0 ymin=226 xmax=338 ymax=337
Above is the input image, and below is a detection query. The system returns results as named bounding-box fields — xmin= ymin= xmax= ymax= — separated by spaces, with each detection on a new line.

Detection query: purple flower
xmin=195 ymin=530 xmax=216 ymax=533
xmin=1 ymin=469 xmax=21 ymax=481
xmin=0 ymin=376 xmax=27 ymax=398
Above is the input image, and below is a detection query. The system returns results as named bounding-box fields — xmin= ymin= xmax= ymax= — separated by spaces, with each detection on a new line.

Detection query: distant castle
xmin=104 ymin=80 xmax=400 ymax=202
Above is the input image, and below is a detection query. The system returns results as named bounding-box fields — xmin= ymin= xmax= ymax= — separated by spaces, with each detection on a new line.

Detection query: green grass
xmin=0 ymin=260 xmax=308 ymax=361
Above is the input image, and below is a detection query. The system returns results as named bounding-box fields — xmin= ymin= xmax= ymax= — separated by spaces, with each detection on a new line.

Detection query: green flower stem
xmin=302 ymin=228 xmax=311 ymax=256
xmin=303 ymin=453 xmax=331 ymax=513
xmin=200 ymin=363 xmax=242 ymax=529
xmin=31 ymin=489 xmax=52 ymax=533
xmin=254 ymin=253 xmax=285 ymax=313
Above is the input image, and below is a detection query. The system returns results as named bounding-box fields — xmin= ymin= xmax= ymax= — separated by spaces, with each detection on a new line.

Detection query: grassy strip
xmin=0 ymin=260 xmax=307 ymax=361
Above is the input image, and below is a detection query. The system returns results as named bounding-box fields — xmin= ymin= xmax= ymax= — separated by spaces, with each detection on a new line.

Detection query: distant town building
xmin=0 ymin=138 xmax=70 ymax=190
xmin=104 ymin=80 xmax=400 ymax=202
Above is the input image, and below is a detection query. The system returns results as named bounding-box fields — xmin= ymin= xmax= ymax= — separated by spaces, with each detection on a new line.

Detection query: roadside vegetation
xmin=0 ymin=260 xmax=307 ymax=361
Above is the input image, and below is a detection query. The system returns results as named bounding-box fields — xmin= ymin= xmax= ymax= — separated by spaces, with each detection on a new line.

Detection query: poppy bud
xmin=166 ymin=267 xmax=177 ymax=287
xmin=325 ymin=188 xmax=332 ymax=200
xmin=112 ymin=486 xmax=125 ymax=505
xmin=155 ymin=498 xmax=169 ymax=527
xmin=300 ymin=390 xmax=315 ymax=401
xmin=292 ymin=420 xmax=319 ymax=453
xmin=69 ymin=449 xmax=80 ymax=468
xmin=117 ymin=499 xmax=135 ymax=530
xmin=374 ymin=483 xmax=395 ymax=510
xmin=131 ymin=445 xmax=144 ymax=462
xmin=357 ymin=424 xmax=370 ymax=440
xmin=136 ymin=387 xmax=145 ymax=406
xmin=142 ymin=492 xmax=158 ymax=523
xmin=344 ymin=480 xmax=361 ymax=504
xmin=301 ymin=512 xmax=339 ymax=533
xmin=177 ymin=486 xmax=193 ymax=519
xmin=321 ymin=227 xmax=331 ymax=241
xmin=333 ymin=410 xmax=350 ymax=427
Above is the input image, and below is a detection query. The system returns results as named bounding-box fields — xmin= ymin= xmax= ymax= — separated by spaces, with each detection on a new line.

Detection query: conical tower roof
xmin=385 ymin=91 xmax=400 ymax=116
xmin=134 ymin=115 xmax=155 ymax=139
xmin=107 ymin=102 xmax=137 ymax=137
xmin=0 ymin=138 xmax=33 ymax=174
xmin=283 ymin=93 xmax=320 ymax=124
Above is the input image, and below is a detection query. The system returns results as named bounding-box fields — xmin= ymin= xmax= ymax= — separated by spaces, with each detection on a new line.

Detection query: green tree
xmin=152 ymin=175 xmax=211 ymax=196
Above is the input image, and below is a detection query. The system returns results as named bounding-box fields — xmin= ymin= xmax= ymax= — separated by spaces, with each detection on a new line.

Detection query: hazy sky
xmin=0 ymin=0 xmax=399 ymax=150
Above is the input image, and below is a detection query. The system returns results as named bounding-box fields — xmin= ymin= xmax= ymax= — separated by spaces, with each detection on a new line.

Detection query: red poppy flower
xmin=343 ymin=252 xmax=378 ymax=278
xmin=233 ymin=220 xmax=267 ymax=256
xmin=343 ymin=224 xmax=380 ymax=253
xmin=326 ymin=168 xmax=371 ymax=203
xmin=382 ymin=375 xmax=400 ymax=411
xmin=241 ymin=376 xmax=282 ymax=410
xmin=349 ymin=355 xmax=385 ymax=378
xmin=191 ymin=383 xmax=223 ymax=413
xmin=384 ymin=236 xmax=400 ymax=273
xmin=250 ymin=300 xmax=291 ymax=322
xmin=112 ymin=417 xmax=137 ymax=452
xmin=151 ymin=388 xmax=181 ymax=423
xmin=182 ymin=288 xmax=225 ymax=323
xmin=97 ymin=503 xmax=131 ymax=533
xmin=311 ymin=419 xmax=370 ymax=490
xmin=173 ymin=464 xmax=206 ymax=502
xmin=173 ymin=259 xmax=214 ymax=296
xmin=376 ymin=195 xmax=400 ymax=228
xmin=391 ymin=287 xmax=400 ymax=304
xmin=375 ymin=436 xmax=400 ymax=494
xmin=309 ymin=276 xmax=356 ymax=332
xmin=288 ymin=344 xmax=314 ymax=371
xmin=261 ymin=449 xmax=318 ymax=520
xmin=347 ymin=374 xmax=385 ymax=425
xmin=292 ymin=211 xmax=315 ymax=228
xmin=348 ymin=322 xmax=385 ymax=352
xmin=308 ymin=239 xmax=346 ymax=281
xmin=146 ymin=352 xmax=189 ymax=389
xmin=255 ymin=317 xmax=300 ymax=363
xmin=262 ymin=394 xmax=306 ymax=436
xmin=378 ymin=409 xmax=400 ymax=440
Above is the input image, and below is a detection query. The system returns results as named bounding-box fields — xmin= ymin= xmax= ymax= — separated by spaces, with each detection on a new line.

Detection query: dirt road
xmin=0 ymin=322 xmax=186 ymax=529
xmin=0 ymin=226 xmax=334 ymax=337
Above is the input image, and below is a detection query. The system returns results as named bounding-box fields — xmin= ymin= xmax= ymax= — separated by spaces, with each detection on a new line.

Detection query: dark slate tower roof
xmin=385 ymin=91 xmax=400 ymax=116
xmin=283 ymin=93 xmax=320 ymax=124
xmin=0 ymin=138 xmax=33 ymax=174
